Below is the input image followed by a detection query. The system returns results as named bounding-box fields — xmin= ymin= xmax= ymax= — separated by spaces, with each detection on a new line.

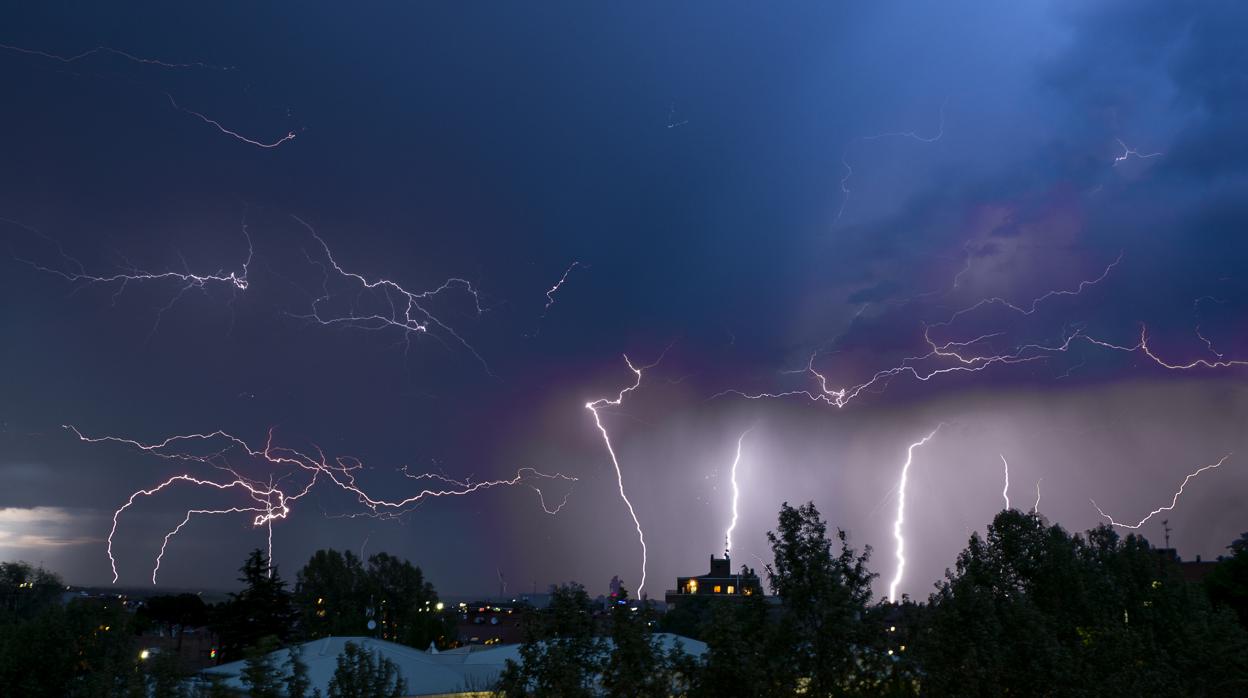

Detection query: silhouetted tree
xmin=693 ymin=591 xmax=779 ymax=697
xmin=326 ymin=641 xmax=405 ymax=698
xmin=497 ymin=583 xmax=603 ymax=697
xmin=919 ymin=509 xmax=1248 ymax=696
xmin=213 ymin=549 xmax=296 ymax=661
xmin=285 ymin=644 xmax=315 ymax=698
xmin=295 ymin=549 xmax=368 ymax=638
xmin=1207 ymin=531 xmax=1248 ymax=630
xmin=766 ymin=501 xmax=878 ymax=695
xmin=601 ymin=585 xmax=689 ymax=697
xmin=240 ymin=636 xmax=283 ymax=698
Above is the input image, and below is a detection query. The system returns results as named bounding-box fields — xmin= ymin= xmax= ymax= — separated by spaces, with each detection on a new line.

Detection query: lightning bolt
xmin=1033 ymin=478 xmax=1042 ymax=514
xmin=835 ymin=98 xmax=947 ymax=224
xmin=165 ymin=93 xmax=297 ymax=149
xmin=65 ymin=425 xmax=576 ymax=584
xmin=1112 ymin=138 xmax=1162 ymax=165
xmin=724 ymin=427 xmax=753 ymax=557
xmin=1000 ymin=454 xmax=1011 ymax=510
xmin=0 ymin=42 xmax=232 ymax=70
xmin=290 ymin=215 xmax=491 ymax=372
xmin=888 ymin=425 xmax=942 ymax=602
xmin=586 ymin=353 xmax=664 ymax=597
xmin=1091 ymin=455 xmax=1231 ymax=530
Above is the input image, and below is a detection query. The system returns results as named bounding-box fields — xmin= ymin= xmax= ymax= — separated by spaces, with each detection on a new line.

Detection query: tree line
xmin=0 ymin=547 xmax=447 ymax=697
xmin=499 ymin=504 xmax=1248 ymax=697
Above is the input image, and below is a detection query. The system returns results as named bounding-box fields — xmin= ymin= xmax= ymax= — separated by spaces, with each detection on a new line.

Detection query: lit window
xmin=713 ymin=585 xmax=722 ymax=593
xmin=727 ymin=585 xmax=735 ymax=594
xmin=744 ymin=588 xmax=753 ymax=595
xmin=686 ymin=580 xmax=698 ymax=593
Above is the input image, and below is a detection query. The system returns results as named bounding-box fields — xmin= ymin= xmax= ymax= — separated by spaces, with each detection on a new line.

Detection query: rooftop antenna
xmin=724 ymin=535 xmax=730 ymax=561
xmin=1163 ymin=519 xmax=1172 ymax=549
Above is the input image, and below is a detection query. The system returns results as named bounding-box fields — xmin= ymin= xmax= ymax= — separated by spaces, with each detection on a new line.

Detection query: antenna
xmin=1163 ymin=519 xmax=1172 ymax=549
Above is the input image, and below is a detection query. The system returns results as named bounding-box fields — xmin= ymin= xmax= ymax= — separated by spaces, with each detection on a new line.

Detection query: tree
xmin=140 ymin=593 xmax=208 ymax=654
xmin=918 ymin=510 xmax=1248 ymax=696
xmin=213 ymin=549 xmax=296 ymax=661
xmin=240 ymin=636 xmax=283 ymax=698
xmin=285 ymin=644 xmax=315 ymax=698
xmin=1206 ymin=531 xmax=1248 ymax=630
xmin=326 ymin=641 xmax=406 ymax=698
xmin=601 ymin=585 xmax=686 ymax=697
xmin=766 ymin=501 xmax=878 ymax=695
xmin=692 ymin=590 xmax=779 ymax=698
xmin=365 ymin=552 xmax=446 ymax=648
xmin=0 ymin=561 xmax=64 ymax=620
xmin=497 ymin=583 xmax=603 ymax=697
xmin=295 ymin=549 xmax=367 ymax=639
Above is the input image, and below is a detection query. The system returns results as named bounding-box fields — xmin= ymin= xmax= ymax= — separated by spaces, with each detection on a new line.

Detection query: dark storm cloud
xmin=1 ymin=1 xmax=1246 ymax=598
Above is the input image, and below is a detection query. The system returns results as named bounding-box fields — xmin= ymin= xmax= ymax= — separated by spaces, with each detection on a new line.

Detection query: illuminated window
xmin=744 ymin=588 xmax=753 ymax=596
xmin=713 ymin=585 xmax=722 ymax=593
xmin=727 ymin=585 xmax=735 ymax=594
xmin=686 ymin=579 xmax=698 ymax=594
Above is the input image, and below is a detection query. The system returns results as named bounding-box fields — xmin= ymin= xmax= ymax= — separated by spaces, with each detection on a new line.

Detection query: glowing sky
xmin=2 ymin=2 xmax=1246 ymax=599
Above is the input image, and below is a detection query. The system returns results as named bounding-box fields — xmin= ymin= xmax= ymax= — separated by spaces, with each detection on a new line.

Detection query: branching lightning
xmin=888 ymin=425 xmax=942 ymax=602
xmin=585 ymin=353 xmax=665 ymax=596
xmin=835 ymin=98 xmax=947 ymax=224
xmin=1091 ymin=455 xmax=1231 ymax=530
xmin=65 ymin=425 xmax=576 ymax=584
xmin=291 ymin=216 xmax=491 ymax=371
xmin=1113 ymin=138 xmax=1162 ymax=165
xmin=0 ymin=42 xmax=232 ymax=70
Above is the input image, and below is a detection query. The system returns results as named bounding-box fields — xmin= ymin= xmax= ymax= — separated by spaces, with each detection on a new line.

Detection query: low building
xmin=665 ymin=554 xmax=764 ymax=610
xmin=198 ymin=633 xmax=706 ymax=697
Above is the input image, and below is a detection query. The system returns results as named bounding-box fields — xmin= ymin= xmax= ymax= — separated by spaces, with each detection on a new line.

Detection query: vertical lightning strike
xmin=1033 ymin=478 xmax=1042 ymax=514
xmin=888 ymin=425 xmax=943 ymax=602
xmin=1000 ymin=454 xmax=1011 ymax=510
xmin=724 ymin=427 xmax=753 ymax=557
xmin=165 ymin=93 xmax=297 ymax=149
xmin=1091 ymin=455 xmax=1231 ymax=529
xmin=585 ymin=354 xmax=663 ymax=596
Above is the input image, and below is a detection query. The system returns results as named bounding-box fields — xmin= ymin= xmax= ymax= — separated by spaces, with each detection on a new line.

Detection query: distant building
xmin=665 ymin=554 xmax=764 ymax=610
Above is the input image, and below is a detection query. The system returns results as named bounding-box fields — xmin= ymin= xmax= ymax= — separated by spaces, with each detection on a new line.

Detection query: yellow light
xmin=889 ymin=626 xmax=896 ymax=632
xmin=900 ymin=645 xmax=906 ymax=651
xmin=436 ymin=602 xmax=445 ymax=611
xmin=139 ymin=650 xmax=151 ymax=660
xmin=887 ymin=650 xmax=894 ymax=656
xmin=727 ymin=585 xmax=735 ymax=594
xmin=713 ymin=585 xmax=722 ymax=593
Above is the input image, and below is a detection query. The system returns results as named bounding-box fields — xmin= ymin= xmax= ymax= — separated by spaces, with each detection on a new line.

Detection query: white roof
xmin=201 ymin=633 xmax=705 ymax=697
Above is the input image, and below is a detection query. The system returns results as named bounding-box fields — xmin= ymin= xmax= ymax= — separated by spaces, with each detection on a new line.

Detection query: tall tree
xmin=295 ymin=549 xmax=367 ymax=638
xmin=239 ymin=636 xmax=283 ymax=698
xmin=919 ymin=510 xmax=1248 ymax=696
xmin=601 ymin=585 xmax=687 ymax=697
xmin=497 ymin=583 xmax=603 ymax=697
xmin=213 ymin=549 xmax=296 ymax=661
xmin=364 ymin=552 xmax=445 ymax=648
xmin=766 ymin=501 xmax=878 ymax=695
xmin=1206 ymin=531 xmax=1248 ymax=630
xmin=693 ymin=590 xmax=779 ymax=698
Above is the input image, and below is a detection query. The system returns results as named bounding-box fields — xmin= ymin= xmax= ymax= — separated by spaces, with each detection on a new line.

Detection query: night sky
xmin=2 ymin=2 xmax=1247 ymax=601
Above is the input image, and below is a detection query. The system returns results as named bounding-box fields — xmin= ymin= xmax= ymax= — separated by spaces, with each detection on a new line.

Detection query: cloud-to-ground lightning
xmin=1033 ymin=478 xmax=1042 ymax=514
xmin=165 ymin=93 xmax=297 ymax=149
xmin=724 ymin=427 xmax=753 ymax=557
xmin=1000 ymin=454 xmax=1011 ymax=510
xmin=1091 ymin=455 xmax=1231 ymax=530
xmin=65 ymin=425 xmax=576 ymax=584
xmin=585 ymin=354 xmax=664 ymax=597
xmin=888 ymin=425 xmax=942 ymax=602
